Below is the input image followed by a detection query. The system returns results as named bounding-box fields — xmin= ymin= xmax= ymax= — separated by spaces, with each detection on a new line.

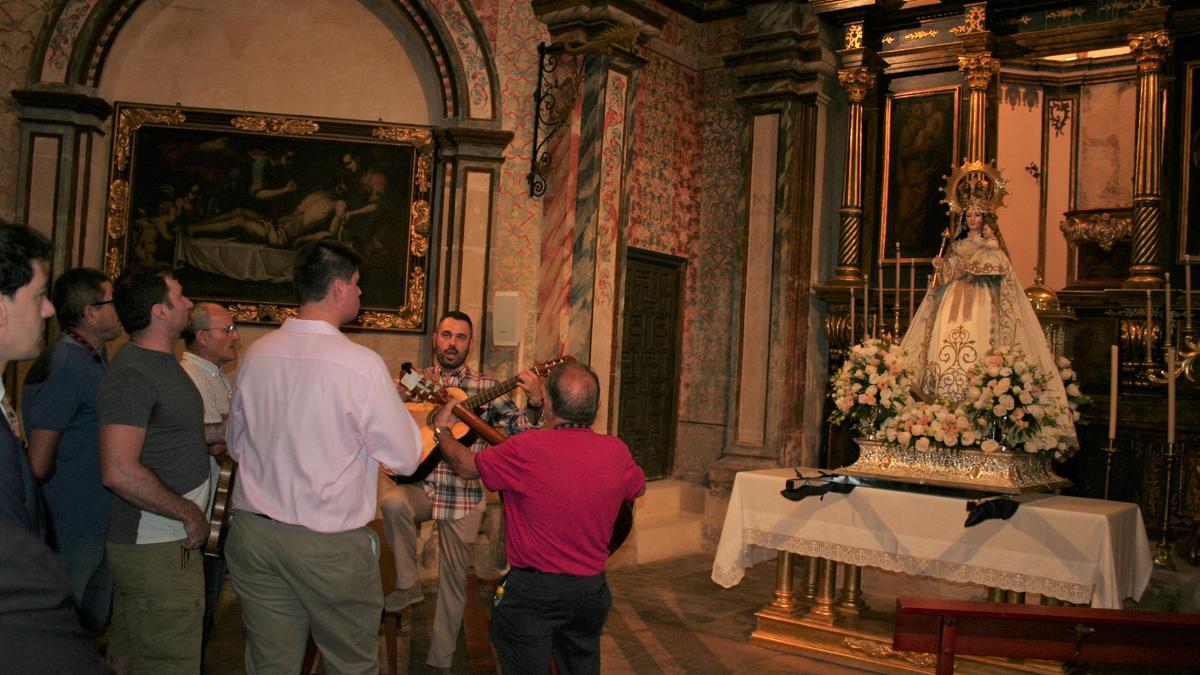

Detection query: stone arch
xmin=28 ymin=0 xmax=499 ymax=123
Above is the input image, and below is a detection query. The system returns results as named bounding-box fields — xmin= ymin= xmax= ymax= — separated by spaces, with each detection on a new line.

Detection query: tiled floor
xmin=203 ymin=552 xmax=848 ymax=674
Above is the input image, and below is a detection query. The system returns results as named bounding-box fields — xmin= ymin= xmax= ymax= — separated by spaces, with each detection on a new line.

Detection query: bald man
xmin=432 ymin=362 xmax=645 ymax=674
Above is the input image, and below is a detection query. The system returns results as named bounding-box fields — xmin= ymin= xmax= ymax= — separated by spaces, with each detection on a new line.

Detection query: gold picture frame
xmin=1181 ymin=61 xmax=1200 ymax=263
xmin=103 ymin=103 xmax=434 ymax=332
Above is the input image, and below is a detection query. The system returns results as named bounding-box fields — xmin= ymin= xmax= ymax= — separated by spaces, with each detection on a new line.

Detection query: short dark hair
xmin=0 ymin=223 xmax=52 ymax=298
xmin=437 ymin=310 xmax=474 ymax=334
xmin=113 ymin=264 xmax=173 ymax=335
xmin=548 ymin=362 xmax=600 ymax=425
xmin=293 ymin=240 xmax=362 ymax=304
xmin=52 ymin=267 xmax=109 ymax=330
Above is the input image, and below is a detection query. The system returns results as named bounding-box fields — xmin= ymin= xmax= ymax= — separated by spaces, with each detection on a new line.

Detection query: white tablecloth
xmin=711 ymin=469 xmax=1153 ymax=609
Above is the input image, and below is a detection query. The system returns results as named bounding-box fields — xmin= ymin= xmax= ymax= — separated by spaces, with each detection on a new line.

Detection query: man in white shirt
xmin=179 ymin=301 xmax=239 ymax=660
xmin=226 ymin=239 xmax=421 ymax=673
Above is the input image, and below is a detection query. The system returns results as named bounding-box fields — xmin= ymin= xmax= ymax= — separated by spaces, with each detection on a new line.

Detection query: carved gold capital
xmin=1129 ymin=31 xmax=1171 ymax=74
xmin=958 ymin=53 xmax=999 ymax=90
xmin=1059 ymin=209 xmax=1133 ymax=251
xmin=838 ymin=68 xmax=876 ymax=103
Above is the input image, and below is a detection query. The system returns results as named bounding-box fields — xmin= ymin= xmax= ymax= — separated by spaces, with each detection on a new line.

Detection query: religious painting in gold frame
xmin=880 ymin=86 xmax=961 ymax=263
xmin=1180 ymin=61 xmax=1200 ymax=263
xmin=102 ymin=103 xmax=433 ymax=332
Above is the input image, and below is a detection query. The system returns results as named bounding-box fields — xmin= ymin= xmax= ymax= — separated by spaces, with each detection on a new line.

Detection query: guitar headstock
xmin=531 ymin=354 xmax=575 ymax=377
xmin=397 ymin=363 xmax=445 ymax=404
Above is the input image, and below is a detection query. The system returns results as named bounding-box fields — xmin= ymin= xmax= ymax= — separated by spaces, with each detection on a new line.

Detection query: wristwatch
xmin=433 ymin=426 xmax=452 ymax=444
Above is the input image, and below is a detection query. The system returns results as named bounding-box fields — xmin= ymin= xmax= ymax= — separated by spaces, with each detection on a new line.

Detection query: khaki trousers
xmin=379 ymin=483 xmax=484 ymax=669
xmin=106 ymin=540 xmax=204 ymax=674
xmin=225 ymin=512 xmax=381 ymax=675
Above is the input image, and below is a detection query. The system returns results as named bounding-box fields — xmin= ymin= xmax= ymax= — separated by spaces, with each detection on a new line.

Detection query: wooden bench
xmin=893 ymin=596 xmax=1200 ymax=674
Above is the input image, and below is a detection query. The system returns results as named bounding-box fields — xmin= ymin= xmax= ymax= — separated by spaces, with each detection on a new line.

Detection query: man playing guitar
xmin=379 ymin=310 xmax=544 ymax=673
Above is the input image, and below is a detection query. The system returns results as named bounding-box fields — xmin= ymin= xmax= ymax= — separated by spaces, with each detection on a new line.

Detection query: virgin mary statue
xmin=899 ymin=161 xmax=1076 ymax=447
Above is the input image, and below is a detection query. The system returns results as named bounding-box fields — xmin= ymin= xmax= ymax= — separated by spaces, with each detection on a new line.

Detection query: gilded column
xmin=958 ymin=53 xmax=999 ymax=163
xmin=834 ymin=68 xmax=876 ymax=284
xmin=1126 ymin=30 xmax=1171 ymax=288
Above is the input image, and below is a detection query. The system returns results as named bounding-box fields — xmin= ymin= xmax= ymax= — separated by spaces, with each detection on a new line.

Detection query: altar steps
xmin=610 ymin=479 xmax=706 ymax=569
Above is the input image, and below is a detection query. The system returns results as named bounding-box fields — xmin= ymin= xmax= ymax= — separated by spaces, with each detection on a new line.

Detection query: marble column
xmin=1125 ymin=30 xmax=1171 ymax=289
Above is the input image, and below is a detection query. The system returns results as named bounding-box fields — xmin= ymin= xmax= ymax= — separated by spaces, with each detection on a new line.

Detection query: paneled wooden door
xmin=617 ymin=248 xmax=684 ymax=480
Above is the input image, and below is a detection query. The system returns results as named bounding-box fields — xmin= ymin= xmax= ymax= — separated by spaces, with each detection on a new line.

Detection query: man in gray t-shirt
xmin=97 ymin=264 xmax=220 ymax=673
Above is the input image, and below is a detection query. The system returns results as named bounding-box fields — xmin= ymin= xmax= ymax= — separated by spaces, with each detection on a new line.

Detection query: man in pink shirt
xmin=225 ymin=240 xmax=421 ymax=674
xmin=432 ymin=362 xmax=645 ymax=674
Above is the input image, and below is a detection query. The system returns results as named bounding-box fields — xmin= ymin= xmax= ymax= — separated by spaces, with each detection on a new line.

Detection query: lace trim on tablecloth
xmin=714 ymin=528 xmax=1093 ymax=605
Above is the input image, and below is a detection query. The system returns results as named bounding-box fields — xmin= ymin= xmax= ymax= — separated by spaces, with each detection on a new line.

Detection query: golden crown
xmin=940 ymin=159 xmax=1008 ymax=216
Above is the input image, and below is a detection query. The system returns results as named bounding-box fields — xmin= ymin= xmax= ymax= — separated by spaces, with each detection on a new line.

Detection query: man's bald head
xmin=547 ymin=362 xmax=600 ymax=425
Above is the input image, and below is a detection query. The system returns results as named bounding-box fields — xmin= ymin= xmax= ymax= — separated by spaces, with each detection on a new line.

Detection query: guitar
xmin=388 ymin=356 xmax=574 ymax=482
xmin=204 ymin=454 xmax=236 ymax=556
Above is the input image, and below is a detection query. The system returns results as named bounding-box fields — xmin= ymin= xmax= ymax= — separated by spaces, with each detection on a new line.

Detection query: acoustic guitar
xmin=204 ymin=454 xmax=236 ymax=556
xmin=387 ymin=356 xmax=574 ymax=483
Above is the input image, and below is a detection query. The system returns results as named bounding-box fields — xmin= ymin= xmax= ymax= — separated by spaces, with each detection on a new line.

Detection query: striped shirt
xmin=412 ymin=364 xmax=537 ymax=521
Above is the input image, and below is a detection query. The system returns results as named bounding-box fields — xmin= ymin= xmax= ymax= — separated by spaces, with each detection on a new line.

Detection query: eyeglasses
xmin=201 ymin=324 xmax=238 ymax=335
xmin=91 ymin=300 xmax=115 ymax=307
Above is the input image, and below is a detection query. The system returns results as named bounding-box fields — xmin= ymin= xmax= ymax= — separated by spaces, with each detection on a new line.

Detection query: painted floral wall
xmin=0 ymin=0 xmax=52 ymax=223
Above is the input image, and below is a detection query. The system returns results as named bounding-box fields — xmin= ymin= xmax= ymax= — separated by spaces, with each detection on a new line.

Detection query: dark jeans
xmin=202 ymin=553 xmax=226 ymax=650
xmin=490 ymin=568 xmax=610 ymax=675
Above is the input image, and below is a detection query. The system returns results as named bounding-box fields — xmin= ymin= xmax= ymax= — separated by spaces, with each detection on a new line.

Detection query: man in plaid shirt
xmin=380 ymin=310 xmax=543 ymax=673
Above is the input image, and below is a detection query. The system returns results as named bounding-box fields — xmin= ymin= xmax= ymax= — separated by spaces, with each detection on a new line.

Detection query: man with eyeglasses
xmin=22 ymin=267 xmax=122 ymax=636
xmin=179 ymin=301 xmax=239 ymax=661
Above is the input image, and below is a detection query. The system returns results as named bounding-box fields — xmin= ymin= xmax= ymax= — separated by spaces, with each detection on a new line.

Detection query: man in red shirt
xmin=432 ymin=362 xmax=645 ymax=674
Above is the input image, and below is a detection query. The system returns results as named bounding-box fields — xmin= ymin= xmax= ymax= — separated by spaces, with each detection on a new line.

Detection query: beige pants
xmin=225 ymin=513 xmax=381 ymax=675
xmin=379 ymin=483 xmax=484 ymax=669
xmin=106 ymin=540 xmax=204 ymax=674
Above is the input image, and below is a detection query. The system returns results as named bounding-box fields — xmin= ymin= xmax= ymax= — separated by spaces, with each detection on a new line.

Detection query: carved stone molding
xmin=1059 ymin=208 xmax=1133 ymax=252
xmin=958 ymin=52 xmax=999 ymax=90
xmin=837 ymin=68 xmax=876 ymax=103
xmin=1129 ymin=30 xmax=1171 ymax=74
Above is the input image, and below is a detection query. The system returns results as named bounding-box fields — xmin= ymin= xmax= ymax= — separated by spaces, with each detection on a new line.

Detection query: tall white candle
xmin=909 ymin=265 xmax=916 ymax=323
xmin=849 ymin=286 xmax=856 ymax=346
xmin=1187 ymin=261 xmax=1194 ymax=333
xmin=862 ymin=274 xmax=869 ymax=342
xmin=877 ymin=263 xmax=884 ymax=337
xmin=1145 ymin=290 xmax=1154 ymax=362
xmin=1109 ymin=345 xmax=1119 ymax=441
xmin=1168 ymin=347 xmax=1177 ymax=445
xmin=1165 ymin=272 xmax=1172 ymax=347
xmin=894 ymin=243 xmax=901 ymax=332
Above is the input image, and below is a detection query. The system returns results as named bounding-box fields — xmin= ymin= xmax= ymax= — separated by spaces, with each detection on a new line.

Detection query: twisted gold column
xmin=1126 ymin=31 xmax=1171 ymax=288
xmin=834 ymin=68 xmax=876 ymax=284
xmin=958 ymin=53 xmax=999 ymax=163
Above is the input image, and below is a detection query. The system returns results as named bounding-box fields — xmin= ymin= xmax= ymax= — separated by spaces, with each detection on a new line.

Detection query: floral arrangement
xmin=881 ymin=401 xmax=978 ymax=451
xmin=829 ymin=338 xmax=913 ymax=436
xmin=964 ymin=346 xmax=1076 ymax=460
xmin=1057 ymin=356 xmax=1091 ymax=424
xmin=834 ymin=342 xmax=1085 ymax=462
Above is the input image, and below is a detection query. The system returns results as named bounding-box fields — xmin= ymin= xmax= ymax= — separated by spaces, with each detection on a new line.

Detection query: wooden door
xmin=617 ymin=249 xmax=684 ymax=480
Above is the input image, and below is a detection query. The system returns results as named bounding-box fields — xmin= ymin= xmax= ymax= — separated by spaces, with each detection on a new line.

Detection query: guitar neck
xmin=461 ymin=376 xmax=523 ymax=411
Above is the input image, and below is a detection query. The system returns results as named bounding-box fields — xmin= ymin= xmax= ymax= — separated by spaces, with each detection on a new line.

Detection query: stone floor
xmin=202 ymin=548 xmax=1200 ymax=674
xmin=203 ymin=552 xmax=848 ymax=674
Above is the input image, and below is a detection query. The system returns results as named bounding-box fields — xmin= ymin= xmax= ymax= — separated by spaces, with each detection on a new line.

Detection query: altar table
xmin=712 ymin=469 xmax=1152 ymax=610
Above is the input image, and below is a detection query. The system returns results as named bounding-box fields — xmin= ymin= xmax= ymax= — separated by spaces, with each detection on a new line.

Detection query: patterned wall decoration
xmin=430 ymin=0 xmax=494 ymax=119
xmin=41 ymin=0 xmax=96 ymax=82
xmin=624 ymin=41 xmax=744 ymax=427
xmin=0 ymin=0 xmax=52 ymax=222
xmin=481 ymin=0 xmax=547 ymax=377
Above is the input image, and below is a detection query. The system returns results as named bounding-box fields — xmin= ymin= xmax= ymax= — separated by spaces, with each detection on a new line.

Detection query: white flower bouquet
xmin=964 ymin=346 xmax=1073 ymax=460
xmin=1056 ymin=356 xmax=1092 ymax=424
xmin=829 ymin=338 xmax=913 ymax=437
xmin=881 ymin=401 xmax=979 ymax=450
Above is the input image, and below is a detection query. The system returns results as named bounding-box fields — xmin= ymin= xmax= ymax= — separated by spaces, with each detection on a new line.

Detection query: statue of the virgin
xmin=899 ymin=161 xmax=1077 ymax=446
